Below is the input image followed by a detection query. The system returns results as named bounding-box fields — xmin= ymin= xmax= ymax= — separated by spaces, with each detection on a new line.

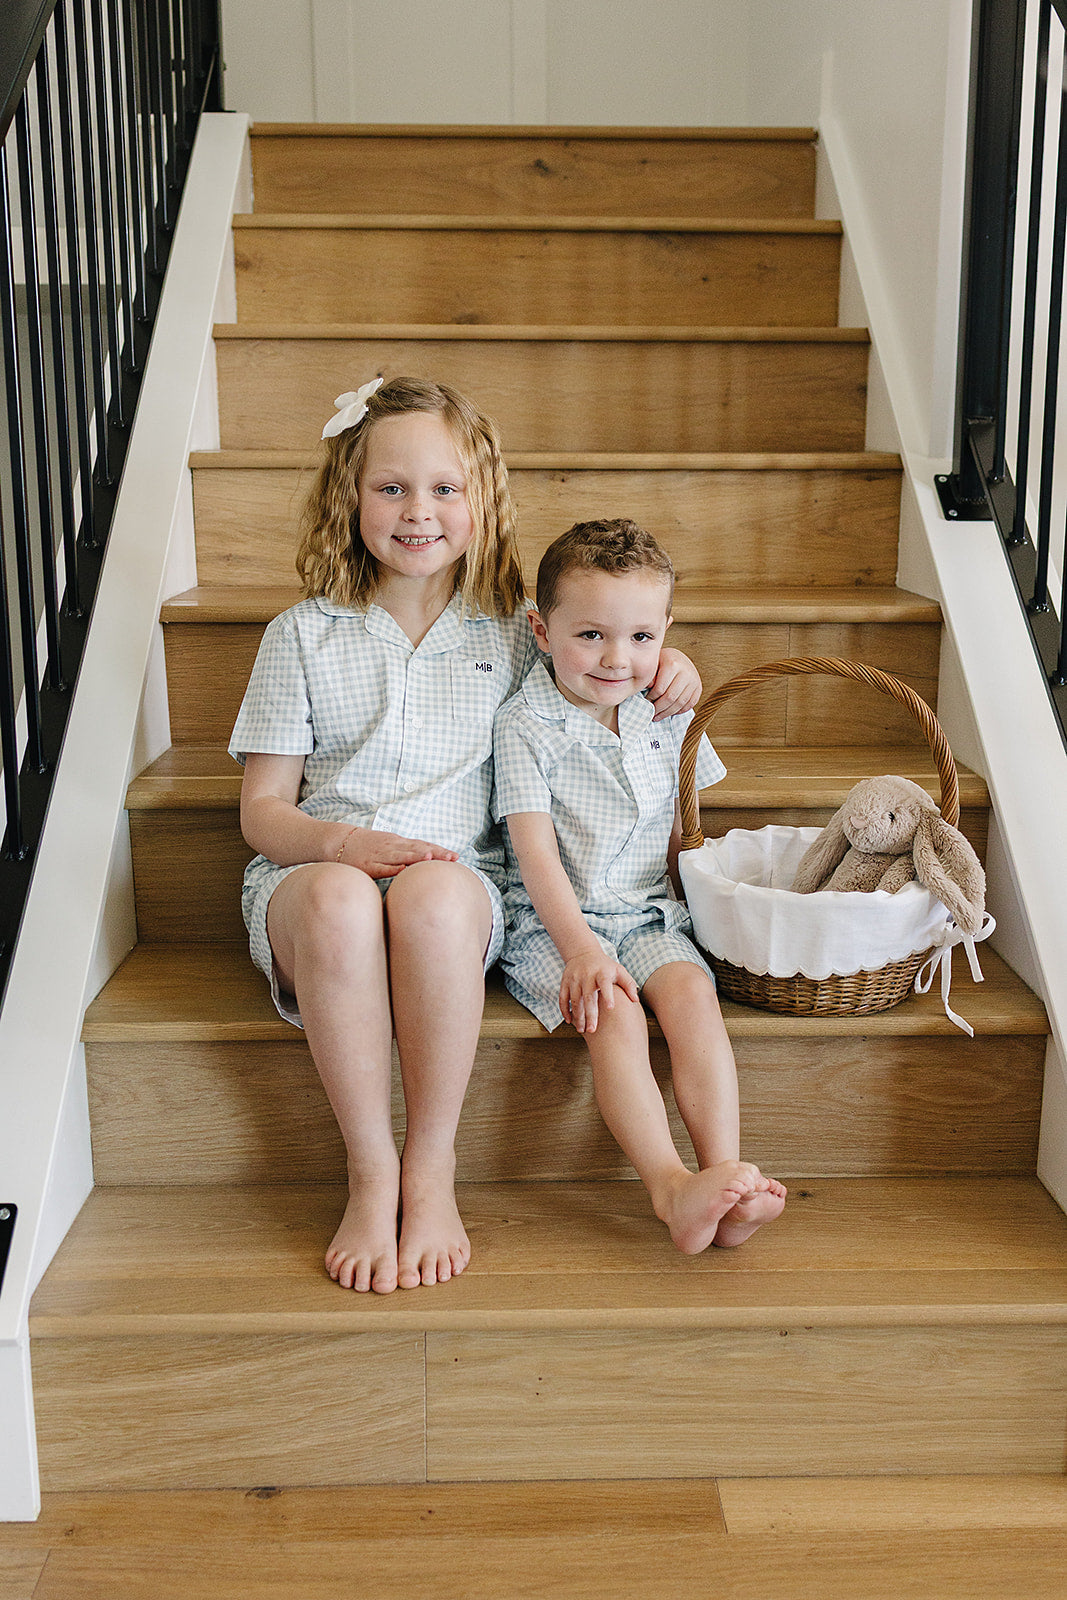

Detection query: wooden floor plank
xmin=29 ymin=1532 xmax=1067 ymax=1600
xmin=717 ymin=1473 xmax=1067 ymax=1532
xmin=20 ymin=1480 xmax=724 ymax=1545
xmin=0 ymin=1549 xmax=48 ymax=1599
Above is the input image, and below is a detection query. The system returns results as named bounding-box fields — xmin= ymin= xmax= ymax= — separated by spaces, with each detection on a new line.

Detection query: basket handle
xmin=678 ymin=656 xmax=960 ymax=851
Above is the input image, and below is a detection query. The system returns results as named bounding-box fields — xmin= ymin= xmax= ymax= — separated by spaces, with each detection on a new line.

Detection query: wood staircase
xmin=28 ymin=126 xmax=1067 ymax=1502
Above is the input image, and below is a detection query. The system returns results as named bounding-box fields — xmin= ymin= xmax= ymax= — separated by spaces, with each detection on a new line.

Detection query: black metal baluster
xmin=53 ymin=0 xmax=97 ymax=551
xmin=15 ymin=98 xmax=63 ymax=697
xmin=0 ymin=504 xmax=22 ymax=859
xmin=120 ymin=0 xmax=149 ymax=321
xmin=70 ymin=0 xmax=113 ymax=485
xmin=133 ymin=0 xmax=161 ymax=276
xmin=1011 ymin=0 xmax=1052 ymax=550
xmin=1031 ymin=50 xmax=1067 ymax=616
xmin=158 ymin=1 xmax=178 ymax=219
xmin=86 ymin=0 xmax=126 ymax=427
xmin=0 ymin=143 xmax=44 ymax=777
xmin=104 ymin=0 xmax=138 ymax=368
xmin=34 ymin=42 xmax=81 ymax=633
xmin=144 ymin=0 xmax=171 ymax=240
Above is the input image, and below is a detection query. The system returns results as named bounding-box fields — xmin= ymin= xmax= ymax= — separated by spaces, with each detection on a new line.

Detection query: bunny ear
xmin=912 ymin=813 xmax=987 ymax=934
xmin=792 ymin=808 xmax=851 ymax=892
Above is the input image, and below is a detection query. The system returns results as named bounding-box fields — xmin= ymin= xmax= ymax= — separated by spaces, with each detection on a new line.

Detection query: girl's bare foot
xmin=713 ymin=1177 xmax=788 ymax=1249
xmin=397 ymin=1163 xmax=471 ymax=1288
xmin=657 ymin=1160 xmax=768 ymax=1255
xmin=325 ymin=1171 xmax=401 ymax=1293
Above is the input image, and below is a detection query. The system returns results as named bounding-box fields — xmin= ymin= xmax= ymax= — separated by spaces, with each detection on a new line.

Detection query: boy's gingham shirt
xmin=493 ymin=659 xmax=726 ymax=933
xmin=230 ymin=594 xmax=538 ymax=884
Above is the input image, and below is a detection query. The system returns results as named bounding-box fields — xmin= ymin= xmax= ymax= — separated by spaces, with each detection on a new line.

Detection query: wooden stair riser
xmin=190 ymin=460 xmax=903 ymax=590
xmin=31 ymin=1321 xmax=1067 ymax=1490
xmin=126 ymin=798 xmax=990 ymax=945
xmin=161 ymin=615 xmax=941 ymax=747
xmin=249 ymin=128 xmax=818 ymax=220
xmin=84 ymin=1028 xmax=1043 ymax=1186
xmin=233 ymin=223 xmax=842 ymax=328
xmin=213 ymin=332 xmax=870 ymax=454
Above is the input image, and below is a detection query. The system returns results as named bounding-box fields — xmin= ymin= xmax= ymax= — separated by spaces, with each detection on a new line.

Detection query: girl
xmin=229 ymin=376 xmax=700 ymax=1295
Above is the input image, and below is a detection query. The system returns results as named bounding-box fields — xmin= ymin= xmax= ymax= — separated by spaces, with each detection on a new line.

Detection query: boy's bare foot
xmin=713 ymin=1176 xmax=788 ymax=1249
xmin=325 ymin=1174 xmax=401 ymax=1293
xmin=397 ymin=1163 xmax=471 ymax=1288
xmin=657 ymin=1160 xmax=768 ymax=1255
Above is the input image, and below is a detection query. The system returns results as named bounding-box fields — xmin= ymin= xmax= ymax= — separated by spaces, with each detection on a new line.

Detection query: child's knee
xmin=283 ymin=863 xmax=384 ymax=948
xmin=386 ymin=859 xmax=490 ymax=937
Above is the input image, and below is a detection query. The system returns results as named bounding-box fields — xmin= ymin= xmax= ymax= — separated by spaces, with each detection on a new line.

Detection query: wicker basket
xmin=678 ymin=656 xmax=961 ymax=1017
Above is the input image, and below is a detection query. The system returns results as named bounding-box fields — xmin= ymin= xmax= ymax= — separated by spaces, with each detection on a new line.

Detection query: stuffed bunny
xmin=790 ymin=774 xmax=986 ymax=935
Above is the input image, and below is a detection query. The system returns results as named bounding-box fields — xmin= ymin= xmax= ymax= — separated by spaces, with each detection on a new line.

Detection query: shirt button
xmin=403 ymin=781 xmax=416 ymax=793
xmin=410 ymin=718 xmax=423 ymax=730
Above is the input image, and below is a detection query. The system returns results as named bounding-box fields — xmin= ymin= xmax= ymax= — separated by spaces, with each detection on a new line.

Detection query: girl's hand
xmin=559 ymin=952 xmax=639 ymax=1034
xmin=647 ymin=647 xmax=702 ymax=720
xmin=334 ymin=825 xmax=458 ymax=878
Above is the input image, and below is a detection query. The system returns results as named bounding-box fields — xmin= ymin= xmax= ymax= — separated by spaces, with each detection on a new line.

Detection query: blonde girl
xmin=230 ymin=377 xmax=699 ymax=1294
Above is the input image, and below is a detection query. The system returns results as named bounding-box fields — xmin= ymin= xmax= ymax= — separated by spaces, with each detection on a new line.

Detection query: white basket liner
xmin=679 ymin=825 xmax=955 ymax=981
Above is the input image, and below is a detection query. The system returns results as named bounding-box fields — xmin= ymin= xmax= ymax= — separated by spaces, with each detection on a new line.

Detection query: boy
xmin=494 ymin=520 xmax=786 ymax=1253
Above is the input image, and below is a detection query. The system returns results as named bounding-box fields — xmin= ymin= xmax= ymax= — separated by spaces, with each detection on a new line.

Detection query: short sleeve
xmin=667 ymin=709 xmax=726 ymax=792
xmin=229 ymin=611 xmax=315 ymax=765
xmin=493 ymin=702 xmax=554 ymax=820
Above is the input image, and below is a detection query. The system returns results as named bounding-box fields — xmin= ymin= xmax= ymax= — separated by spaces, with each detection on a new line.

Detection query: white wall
xmin=220 ymin=0 xmax=753 ymax=126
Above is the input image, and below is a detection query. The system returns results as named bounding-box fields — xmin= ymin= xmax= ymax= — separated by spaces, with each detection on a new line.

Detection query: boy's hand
xmin=335 ymin=825 xmax=458 ymax=878
xmin=647 ymin=647 xmax=702 ymax=720
xmin=559 ymin=952 xmax=639 ymax=1034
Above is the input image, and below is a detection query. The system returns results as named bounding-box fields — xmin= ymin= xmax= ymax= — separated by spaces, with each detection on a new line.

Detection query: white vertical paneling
xmin=221 ymin=0 xmax=317 ymax=120
xmin=511 ymin=0 xmax=548 ymax=125
xmin=311 ymin=1 xmax=513 ymax=124
xmin=544 ymin=0 xmax=748 ymax=126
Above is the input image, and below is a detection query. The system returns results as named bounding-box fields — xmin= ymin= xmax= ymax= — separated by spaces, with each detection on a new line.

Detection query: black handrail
xmin=939 ymin=0 xmax=1067 ymax=743
xmin=0 ymin=0 xmax=223 ymax=1002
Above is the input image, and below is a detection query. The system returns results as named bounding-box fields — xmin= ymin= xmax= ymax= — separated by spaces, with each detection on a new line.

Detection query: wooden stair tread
xmin=82 ymin=942 xmax=1047 ymax=1042
xmin=250 ymin=124 xmax=821 ymax=141
xmin=188 ymin=447 xmax=903 ymax=471
xmin=235 ymin=212 xmax=843 ymax=235
xmin=124 ymin=743 xmax=990 ymax=812
xmin=159 ymin=584 xmax=939 ymax=625
xmin=212 ymin=320 xmax=871 ymax=343
xmin=29 ymin=1178 xmax=1067 ymax=1336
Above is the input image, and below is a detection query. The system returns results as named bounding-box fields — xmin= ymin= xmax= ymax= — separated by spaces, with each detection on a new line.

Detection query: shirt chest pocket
xmin=449 ymin=657 xmax=505 ymax=724
xmin=628 ymin=740 xmax=678 ymax=822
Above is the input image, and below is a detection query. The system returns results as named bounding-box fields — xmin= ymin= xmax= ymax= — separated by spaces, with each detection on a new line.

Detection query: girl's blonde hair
xmin=296 ymin=376 xmax=524 ymax=616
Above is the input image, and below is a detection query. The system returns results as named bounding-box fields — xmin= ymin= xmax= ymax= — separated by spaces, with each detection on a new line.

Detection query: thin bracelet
xmin=335 ymin=826 xmax=359 ymax=863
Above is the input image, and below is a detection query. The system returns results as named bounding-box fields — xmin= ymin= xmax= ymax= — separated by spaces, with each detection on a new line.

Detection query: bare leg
xmin=267 ymin=864 xmax=401 ymax=1293
xmin=645 ymin=962 xmax=786 ymax=1248
xmin=384 ymin=861 xmax=493 ymax=1288
xmin=582 ymin=989 xmax=768 ymax=1254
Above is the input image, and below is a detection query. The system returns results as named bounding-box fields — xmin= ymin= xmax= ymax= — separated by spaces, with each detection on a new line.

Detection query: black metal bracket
xmin=0 ymin=1205 xmax=15 ymax=1297
xmin=934 ymin=472 xmax=993 ymax=520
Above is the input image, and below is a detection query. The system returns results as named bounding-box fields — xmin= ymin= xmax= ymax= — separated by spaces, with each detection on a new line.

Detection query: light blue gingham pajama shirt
xmin=493 ymin=660 xmax=727 ymax=1032
xmin=229 ymin=594 xmax=539 ymax=1022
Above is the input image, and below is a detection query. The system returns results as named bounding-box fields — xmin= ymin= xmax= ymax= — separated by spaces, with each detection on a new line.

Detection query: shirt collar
xmin=314 ymin=592 xmax=471 ymax=653
xmin=522 ymin=659 xmax=656 ymax=741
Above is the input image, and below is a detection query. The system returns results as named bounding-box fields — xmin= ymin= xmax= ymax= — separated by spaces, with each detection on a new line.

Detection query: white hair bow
xmin=321 ymin=376 xmax=385 ymax=440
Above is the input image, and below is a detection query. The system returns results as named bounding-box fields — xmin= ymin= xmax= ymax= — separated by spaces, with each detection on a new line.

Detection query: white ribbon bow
xmin=913 ymin=910 xmax=996 ymax=1036
xmin=321 ymin=376 xmax=385 ymax=440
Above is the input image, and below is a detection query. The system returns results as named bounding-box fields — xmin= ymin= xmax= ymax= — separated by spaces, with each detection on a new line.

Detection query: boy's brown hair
xmin=535 ymin=518 xmax=675 ymax=619
xmin=296 ymin=375 xmax=525 ymax=616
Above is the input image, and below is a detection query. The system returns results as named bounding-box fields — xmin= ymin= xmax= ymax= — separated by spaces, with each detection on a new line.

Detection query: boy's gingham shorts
xmin=502 ymin=909 xmax=715 ymax=1033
